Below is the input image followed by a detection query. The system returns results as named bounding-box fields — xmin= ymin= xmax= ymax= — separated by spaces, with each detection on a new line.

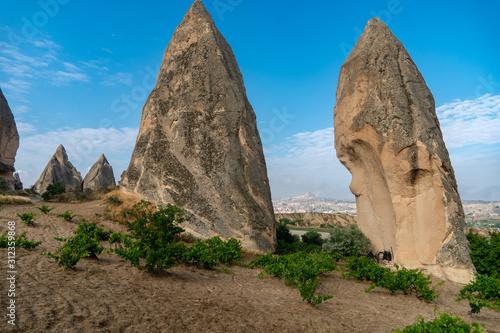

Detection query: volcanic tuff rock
xmin=121 ymin=0 xmax=276 ymax=253
xmin=0 ymin=88 xmax=19 ymax=190
xmin=333 ymin=18 xmax=475 ymax=283
xmin=13 ymin=172 xmax=22 ymax=190
xmin=83 ymin=154 xmax=116 ymax=190
xmin=34 ymin=145 xmax=82 ymax=194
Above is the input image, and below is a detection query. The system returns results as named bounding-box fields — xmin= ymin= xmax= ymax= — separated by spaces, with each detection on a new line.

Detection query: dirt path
xmin=1 ymin=201 xmax=499 ymax=332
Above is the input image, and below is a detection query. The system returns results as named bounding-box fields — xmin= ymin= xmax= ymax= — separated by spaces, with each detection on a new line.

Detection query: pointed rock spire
xmin=13 ymin=172 xmax=22 ymax=190
xmin=121 ymin=1 xmax=276 ymax=253
xmin=334 ymin=18 xmax=475 ymax=283
xmin=34 ymin=144 xmax=82 ymax=194
xmin=0 ymin=88 xmax=19 ymax=190
xmin=83 ymin=154 xmax=116 ymax=190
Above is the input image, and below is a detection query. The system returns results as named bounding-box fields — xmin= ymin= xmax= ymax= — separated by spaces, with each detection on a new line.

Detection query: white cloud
xmin=16 ymin=122 xmax=36 ymax=135
xmin=437 ymin=94 xmax=500 ymax=148
xmin=100 ymin=72 xmax=134 ymax=86
xmin=16 ymin=127 xmax=139 ymax=188
xmin=265 ymin=127 xmax=353 ymax=200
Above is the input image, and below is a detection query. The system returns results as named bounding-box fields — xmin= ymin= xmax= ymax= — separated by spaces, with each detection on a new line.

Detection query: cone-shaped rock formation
xmin=83 ymin=154 xmax=116 ymax=190
xmin=121 ymin=0 xmax=276 ymax=253
xmin=34 ymin=144 xmax=82 ymax=194
xmin=334 ymin=18 xmax=475 ymax=283
xmin=0 ymin=88 xmax=19 ymax=190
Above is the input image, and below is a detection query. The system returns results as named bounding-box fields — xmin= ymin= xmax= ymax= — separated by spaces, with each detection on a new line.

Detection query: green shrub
xmin=394 ymin=310 xmax=484 ymax=332
xmin=181 ymin=237 xmax=242 ymax=270
xmin=106 ymin=196 xmax=123 ymax=205
xmin=43 ymin=222 xmax=110 ymax=268
xmin=75 ymin=189 xmax=92 ymax=201
xmin=36 ymin=205 xmax=54 ymax=214
xmin=323 ymin=224 xmax=372 ymax=257
xmin=275 ymin=239 xmax=322 ymax=255
xmin=41 ymin=182 xmax=66 ymax=201
xmin=276 ymin=222 xmax=299 ymax=244
xmin=0 ymin=231 xmax=41 ymax=249
xmin=0 ymin=179 xmax=8 ymax=191
xmin=249 ymin=251 xmax=336 ymax=305
xmin=467 ymin=231 xmax=500 ymax=279
xmin=56 ymin=211 xmax=79 ymax=222
xmin=0 ymin=205 xmax=4 ymax=211
xmin=107 ymin=200 xmax=186 ymax=272
xmin=301 ymin=231 xmax=324 ymax=247
xmin=456 ymin=274 xmax=500 ymax=314
xmin=344 ymin=256 xmax=440 ymax=301
xmin=17 ymin=212 xmax=36 ymax=226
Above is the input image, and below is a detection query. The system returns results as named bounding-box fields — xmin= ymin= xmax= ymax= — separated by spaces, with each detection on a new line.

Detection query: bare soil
xmin=1 ymin=200 xmax=499 ymax=332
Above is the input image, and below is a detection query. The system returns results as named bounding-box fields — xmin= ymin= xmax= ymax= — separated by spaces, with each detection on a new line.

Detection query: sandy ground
xmin=1 ymin=200 xmax=499 ymax=333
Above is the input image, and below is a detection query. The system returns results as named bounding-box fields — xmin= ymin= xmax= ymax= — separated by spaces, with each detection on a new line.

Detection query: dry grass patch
xmin=103 ymin=189 xmax=156 ymax=223
xmin=0 ymin=195 xmax=32 ymax=205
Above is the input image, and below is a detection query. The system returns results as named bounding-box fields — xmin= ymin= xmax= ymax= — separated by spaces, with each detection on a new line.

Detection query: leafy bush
xmin=106 ymin=196 xmax=123 ymax=205
xmin=467 ymin=231 xmax=500 ymax=279
xmin=107 ymin=200 xmax=186 ymax=272
xmin=182 ymin=236 xmax=242 ymax=269
xmin=0 ymin=179 xmax=8 ymax=191
xmin=323 ymin=224 xmax=372 ymax=257
xmin=249 ymin=251 xmax=336 ymax=305
xmin=301 ymin=231 xmax=324 ymax=247
xmin=75 ymin=189 xmax=92 ymax=201
xmin=275 ymin=239 xmax=322 ymax=255
xmin=41 ymin=182 xmax=66 ymax=201
xmin=36 ymin=205 xmax=54 ymax=214
xmin=56 ymin=211 xmax=79 ymax=222
xmin=456 ymin=274 xmax=500 ymax=314
xmin=0 ymin=231 xmax=41 ymax=249
xmin=17 ymin=212 xmax=36 ymax=226
xmin=43 ymin=222 xmax=110 ymax=268
xmin=0 ymin=205 xmax=3 ymax=211
xmin=344 ymin=256 xmax=440 ymax=301
xmin=394 ymin=310 xmax=484 ymax=333
xmin=276 ymin=222 xmax=300 ymax=244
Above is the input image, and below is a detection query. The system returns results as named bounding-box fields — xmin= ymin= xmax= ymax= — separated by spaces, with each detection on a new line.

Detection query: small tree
xmin=301 ymin=231 xmax=324 ymax=247
xmin=42 ymin=182 xmax=66 ymax=201
xmin=323 ymin=224 xmax=371 ymax=257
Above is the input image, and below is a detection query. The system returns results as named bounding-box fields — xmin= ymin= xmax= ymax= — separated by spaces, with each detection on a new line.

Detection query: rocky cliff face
xmin=121 ymin=0 xmax=276 ymax=253
xmin=83 ymin=154 xmax=116 ymax=190
xmin=334 ymin=18 xmax=475 ymax=283
xmin=0 ymin=88 xmax=19 ymax=190
xmin=34 ymin=144 xmax=82 ymax=194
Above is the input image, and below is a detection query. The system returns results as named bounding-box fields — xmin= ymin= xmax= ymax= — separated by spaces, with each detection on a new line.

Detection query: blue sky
xmin=0 ymin=0 xmax=499 ymax=201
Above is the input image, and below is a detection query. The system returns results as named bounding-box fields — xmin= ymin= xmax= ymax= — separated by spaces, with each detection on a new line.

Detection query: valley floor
xmin=1 ymin=201 xmax=499 ymax=332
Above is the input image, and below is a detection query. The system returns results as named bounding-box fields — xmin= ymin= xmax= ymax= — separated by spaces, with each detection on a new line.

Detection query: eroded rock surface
xmin=0 ymin=88 xmax=19 ymax=190
xmin=13 ymin=172 xmax=22 ymax=190
xmin=34 ymin=144 xmax=82 ymax=194
xmin=83 ymin=154 xmax=116 ymax=190
xmin=334 ymin=18 xmax=475 ymax=283
xmin=121 ymin=0 xmax=276 ymax=253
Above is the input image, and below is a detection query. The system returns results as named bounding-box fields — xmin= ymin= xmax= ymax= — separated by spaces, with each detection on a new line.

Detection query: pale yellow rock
xmin=334 ymin=18 xmax=475 ymax=284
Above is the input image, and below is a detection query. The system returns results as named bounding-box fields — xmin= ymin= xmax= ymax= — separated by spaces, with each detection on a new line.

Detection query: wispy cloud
xmin=16 ymin=122 xmax=37 ymax=135
xmin=437 ymin=94 xmax=500 ymax=148
xmin=16 ymin=127 xmax=139 ymax=187
xmin=100 ymin=72 xmax=134 ymax=86
xmin=265 ymin=127 xmax=352 ymax=200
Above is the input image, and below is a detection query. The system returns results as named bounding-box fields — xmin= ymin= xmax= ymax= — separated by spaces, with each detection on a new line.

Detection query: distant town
xmin=273 ymin=193 xmax=500 ymax=228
